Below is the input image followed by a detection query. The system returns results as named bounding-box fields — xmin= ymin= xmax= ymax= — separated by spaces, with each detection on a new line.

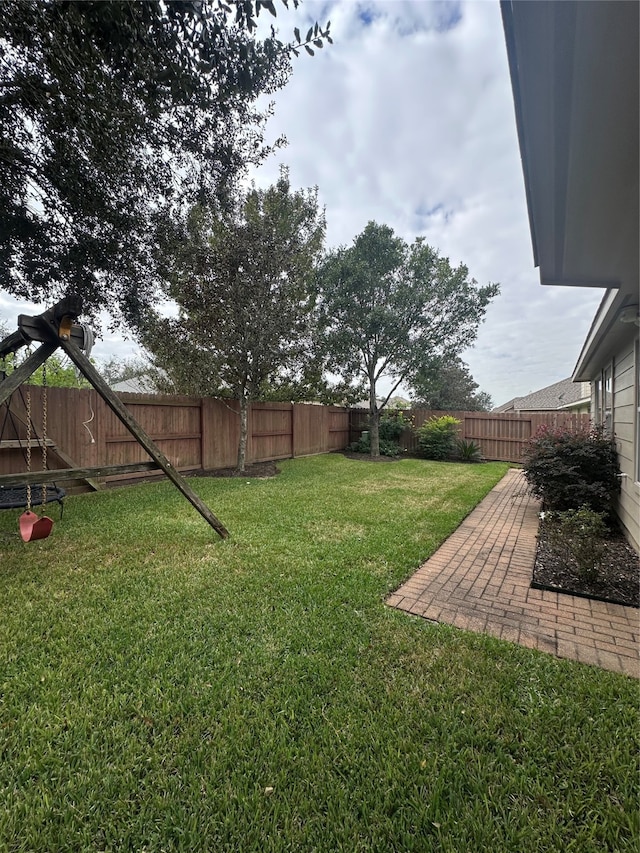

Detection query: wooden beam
xmin=58 ymin=339 xmax=230 ymax=539
xmin=0 ymin=327 xmax=30 ymax=358
xmin=0 ymin=296 xmax=83 ymax=358
xmin=0 ymin=439 xmax=57 ymax=449
xmin=0 ymin=433 xmax=100 ymax=492
xmin=0 ymin=343 xmax=58 ymax=407
xmin=48 ymin=444 xmax=100 ymax=492
xmin=0 ymin=461 xmax=160 ymax=487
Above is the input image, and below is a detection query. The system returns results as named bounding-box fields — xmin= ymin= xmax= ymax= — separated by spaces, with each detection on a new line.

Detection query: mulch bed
xmin=533 ymin=521 xmax=639 ymax=608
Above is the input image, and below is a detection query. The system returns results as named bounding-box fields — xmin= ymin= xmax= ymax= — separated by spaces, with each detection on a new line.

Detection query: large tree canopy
xmin=0 ymin=0 xmax=329 ymax=325
xmin=142 ymin=169 xmax=326 ymax=471
xmin=316 ymin=221 xmax=499 ymax=456
xmin=410 ymin=356 xmax=493 ymax=412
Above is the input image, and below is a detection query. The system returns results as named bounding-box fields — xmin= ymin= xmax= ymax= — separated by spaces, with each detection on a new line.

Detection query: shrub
xmin=542 ymin=506 xmax=608 ymax=583
xmin=349 ymin=409 xmax=412 ymax=457
xmin=522 ymin=424 xmax=620 ymax=517
xmin=379 ymin=409 xmax=413 ymax=444
xmin=348 ymin=434 xmax=401 ymax=457
xmin=415 ymin=415 xmax=461 ymax=460
xmin=454 ymin=438 xmax=483 ymax=463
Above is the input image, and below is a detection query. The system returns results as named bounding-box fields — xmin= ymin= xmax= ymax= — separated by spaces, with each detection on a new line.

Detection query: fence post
xmin=292 ymin=402 xmax=297 ymax=458
xmin=201 ymin=396 xmax=213 ymax=471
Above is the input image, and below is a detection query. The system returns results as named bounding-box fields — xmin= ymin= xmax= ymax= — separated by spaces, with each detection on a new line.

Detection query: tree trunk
xmin=237 ymin=394 xmax=249 ymax=472
xmin=369 ymin=381 xmax=380 ymax=457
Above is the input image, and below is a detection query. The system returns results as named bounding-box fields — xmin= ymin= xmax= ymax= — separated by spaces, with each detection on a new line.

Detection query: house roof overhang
xmin=501 ymin=0 xmax=639 ymax=380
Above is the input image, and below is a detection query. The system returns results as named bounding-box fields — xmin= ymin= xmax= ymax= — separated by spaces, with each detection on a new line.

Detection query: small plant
xmin=542 ymin=506 xmax=608 ymax=583
xmin=522 ymin=424 xmax=620 ymax=516
xmin=454 ymin=438 xmax=483 ymax=463
xmin=415 ymin=415 xmax=461 ymax=460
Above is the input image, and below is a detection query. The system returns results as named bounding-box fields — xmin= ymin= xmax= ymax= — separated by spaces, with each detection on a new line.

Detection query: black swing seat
xmin=0 ymin=484 xmax=66 ymax=515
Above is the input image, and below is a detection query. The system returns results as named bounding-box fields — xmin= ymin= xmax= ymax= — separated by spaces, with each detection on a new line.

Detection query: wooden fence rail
xmin=0 ymin=386 xmax=591 ymax=490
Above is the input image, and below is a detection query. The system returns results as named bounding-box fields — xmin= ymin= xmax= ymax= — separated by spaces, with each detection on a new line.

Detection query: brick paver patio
xmin=386 ymin=468 xmax=639 ymax=678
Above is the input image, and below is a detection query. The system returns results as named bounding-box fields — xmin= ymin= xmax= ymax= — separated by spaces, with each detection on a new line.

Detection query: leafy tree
xmin=410 ymin=355 xmax=493 ymax=411
xmin=97 ymin=356 xmax=153 ymax=388
xmin=29 ymin=355 xmax=90 ymax=388
xmin=316 ymin=222 xmax=499 ymax=457
xmin=0 ymin=349 xmax=89 ymax=388
xmin=143 ymin=170 xmax=326 ymax=471
xmin=0 ymin=0 xmax=330 ymax=325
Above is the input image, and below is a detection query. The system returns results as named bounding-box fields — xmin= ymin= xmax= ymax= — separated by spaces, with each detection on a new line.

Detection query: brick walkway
xmin=387 ymin=469 xmax=639 ymax=678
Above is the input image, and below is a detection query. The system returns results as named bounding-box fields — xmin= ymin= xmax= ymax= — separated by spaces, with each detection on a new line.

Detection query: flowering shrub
xmin=415 ymin=415 xmax=461 ymax=460
xmin=522 ymin=424 xmax=620 ymax=517
xmin=541 ymin=506 xmax=608 ymax=583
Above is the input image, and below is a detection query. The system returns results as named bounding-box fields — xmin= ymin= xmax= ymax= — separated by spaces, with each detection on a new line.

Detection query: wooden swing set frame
xmin=0 ymin=296 xmax=230 ymax=539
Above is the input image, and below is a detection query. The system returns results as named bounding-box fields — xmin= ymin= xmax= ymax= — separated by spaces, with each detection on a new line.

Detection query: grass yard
xmin=0 ymin=454 xmax=637 ymax=852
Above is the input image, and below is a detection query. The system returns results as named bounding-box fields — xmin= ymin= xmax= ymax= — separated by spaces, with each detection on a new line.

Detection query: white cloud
xmin=1 ymin=0 xmax=605 ymax=407
xmin=252 ymin=0 xmax=605 ymax=406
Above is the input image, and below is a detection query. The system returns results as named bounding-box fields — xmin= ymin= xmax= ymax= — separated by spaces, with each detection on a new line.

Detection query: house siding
xmin=612 ymin=340 xmax=639 ymax=552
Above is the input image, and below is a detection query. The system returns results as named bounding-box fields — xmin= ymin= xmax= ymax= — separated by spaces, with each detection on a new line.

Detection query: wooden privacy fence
xmin=0 ymin=387 xmax=349 ymax=491
xmin=349 ymin=409 xmax=592 ymax=463
xmin=1 ymin=386 xmax=592 ymax=490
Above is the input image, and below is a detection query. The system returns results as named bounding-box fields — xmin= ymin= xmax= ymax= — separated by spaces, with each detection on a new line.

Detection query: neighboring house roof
xmin=351 ymin=398 xmax=387 ymax=410
xmin=494 ymin=378 xmax=590 ymax=413
xmin=111 ymin=376 xmax=157 ymax=394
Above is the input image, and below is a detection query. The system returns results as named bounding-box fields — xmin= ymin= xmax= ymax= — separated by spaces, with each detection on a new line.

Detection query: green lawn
xmin=0 ymin=455 xmax=637 ymax=852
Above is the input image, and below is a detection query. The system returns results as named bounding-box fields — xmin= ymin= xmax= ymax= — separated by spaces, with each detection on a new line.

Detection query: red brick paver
xmin=387 ymin=469 xmax=639 ymax=678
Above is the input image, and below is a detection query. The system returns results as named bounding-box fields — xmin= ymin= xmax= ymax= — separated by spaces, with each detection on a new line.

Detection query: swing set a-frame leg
xmin=0 ymin=301 xmax=230 ymax=539
xmin=58 ymin=338 xmax=230 ymax=539
xmin=0 ymin=343 xmax=57 ymax=408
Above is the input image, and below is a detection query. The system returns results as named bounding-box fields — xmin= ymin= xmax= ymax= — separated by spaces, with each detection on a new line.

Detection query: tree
xmin=410 ymin=356 xmax=493 ymax=411
xmin=142 ymin=169 xmax=326 ymax=471
xmin=316 ymin=222 xmax=499 ymax=457
xmin=0 ymin=350 xmax=89 ymax=388
xmin=97 ymin=356 xmax=153 ymax=388
xmin=0 ymin=1 xmax=330 ymax=326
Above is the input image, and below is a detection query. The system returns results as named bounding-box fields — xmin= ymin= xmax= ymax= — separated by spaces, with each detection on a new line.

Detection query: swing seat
xmin=19 ymin=510 xmax=54 ymax=542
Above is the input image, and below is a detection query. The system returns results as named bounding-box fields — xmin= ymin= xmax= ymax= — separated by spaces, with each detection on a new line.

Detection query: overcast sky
xmin=0 ymin=0 xmax=604 ymax=408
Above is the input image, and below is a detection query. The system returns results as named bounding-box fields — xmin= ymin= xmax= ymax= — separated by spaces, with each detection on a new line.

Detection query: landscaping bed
xmin=533 ymin=519 xmax=639 ymax=608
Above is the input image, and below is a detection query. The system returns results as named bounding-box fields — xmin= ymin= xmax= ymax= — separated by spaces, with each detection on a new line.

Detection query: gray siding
xmin=613 ymin=340 xmax=639 ymax=551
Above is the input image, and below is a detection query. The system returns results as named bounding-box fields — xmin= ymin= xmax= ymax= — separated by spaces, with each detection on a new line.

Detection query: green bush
xmin=349 ymin=434 xmax=401 ymax=457
xmin=454 ymin=438 xmax=483 ymax=463
xmin=522 ymin=424 xmax=620 ymax=517
xmin=379 ymin=409 xmax=413 ymax=443
xmin=415 ymin=415 xmax=461 ymax=460
xmin=349 ymin=409 xmax=412 ymax=457
xmin=542 ymin=506 xmax=608 ymax=583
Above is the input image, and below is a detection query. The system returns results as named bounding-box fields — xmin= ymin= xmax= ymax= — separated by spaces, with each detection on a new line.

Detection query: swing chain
xmin=42 ymin=361 xmax=48 ymax=505
xmin=25 ymin=359 xmax=32 ymax=512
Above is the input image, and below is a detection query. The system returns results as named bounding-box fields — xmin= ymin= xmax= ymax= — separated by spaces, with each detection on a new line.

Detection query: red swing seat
xmin=19 ymin=510 xmax=54 ymax=542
